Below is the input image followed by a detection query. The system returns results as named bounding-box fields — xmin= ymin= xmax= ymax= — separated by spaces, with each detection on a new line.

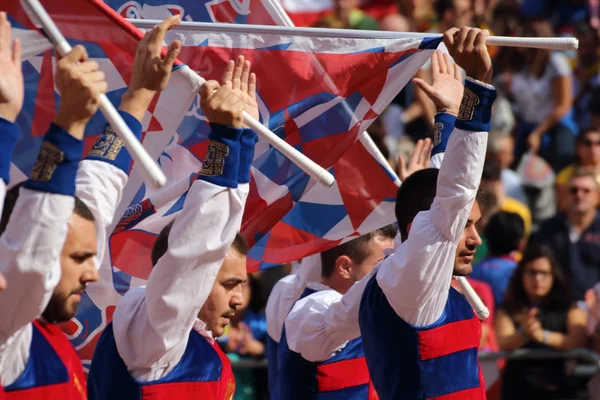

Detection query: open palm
xmin=413 ymin=51 xmax=463 ymax=116
xmin=222 ymin=56 xmax=259 ymax=125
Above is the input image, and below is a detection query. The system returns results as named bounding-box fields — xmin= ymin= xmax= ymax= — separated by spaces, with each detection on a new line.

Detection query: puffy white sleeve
xmin=283 ymin=269 xmax=377 ymax=362
xmin=0 ymin=124 xmax=83 ymax=385
xmin=266 ymin=254 xmax=322 ymax=342
xmin=76 ymin=110 xmax=141 ymax=267
xmin=375 ymin=78 xmax=495 ymax=327
xmin=113 ymin=179 xmax=249 ymax=381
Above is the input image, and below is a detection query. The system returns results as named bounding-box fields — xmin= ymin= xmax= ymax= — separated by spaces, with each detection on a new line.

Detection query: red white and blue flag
xmin=9 ymin=0 xmax=439 ymax=370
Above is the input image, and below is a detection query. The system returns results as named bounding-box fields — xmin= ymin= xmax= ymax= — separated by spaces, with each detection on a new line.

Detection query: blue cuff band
xmin=197 ymin=123 xmax=243 ymax=188
xmin=455 ymin=79 xmax=497 ymax=132
xmin=0 ymin=118 xmax=20 ymax=184
xmin=431 ymin=113 xmax=457 ymax=157
xmin=239 ymin=128 xmax=259 ymax=183
xmin=86 ymin=110 xmax=143 ymax=173
xmin=24 ymin=123 xmax=84 ymax=196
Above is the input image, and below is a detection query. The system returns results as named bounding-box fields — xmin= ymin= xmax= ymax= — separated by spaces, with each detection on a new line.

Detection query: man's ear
xmin=335 ymin=255 xmax=352 ymax=280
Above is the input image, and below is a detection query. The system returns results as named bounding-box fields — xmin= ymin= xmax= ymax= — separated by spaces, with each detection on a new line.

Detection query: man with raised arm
xmin=87 ymin=55 xmax=260 ymax=400
xmin=0 ymin=16 xmax=182 ymax=398
xmin=358 ymin=27 xmax=496 ymax=400
xmin=277 ymin=226 xmax=397 ymax=399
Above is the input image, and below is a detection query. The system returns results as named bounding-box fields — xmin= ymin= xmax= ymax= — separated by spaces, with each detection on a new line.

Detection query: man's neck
xmin=321 ymin=277 xmax=347 ymax=295
xmin=568 ymin=210 xmax=597 ymax=233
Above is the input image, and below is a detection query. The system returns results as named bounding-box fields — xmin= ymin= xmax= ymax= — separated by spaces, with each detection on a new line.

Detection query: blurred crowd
xmin=229 ymin=0 xmax=600 ymax=399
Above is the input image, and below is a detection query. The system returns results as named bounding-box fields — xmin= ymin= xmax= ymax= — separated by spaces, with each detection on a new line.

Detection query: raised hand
xmin=121 ymin=15 xmax=182 ymax=121
xmin=200 ymin=80 xmax=245 ymax=128
xmin=221 ymin=55 xmax=258 ymax=126
xmin=54 ymin=45 xmax=108 ymax=139
xmin=413 ymin=51 xmax=464 ymax=115
xmin=443 ymin=27 xmax=493 ymax=83
xmin=0 ymin=12 xmax=23 ymax=123
xmin=398 ymin=138 xmax=432 ymax=181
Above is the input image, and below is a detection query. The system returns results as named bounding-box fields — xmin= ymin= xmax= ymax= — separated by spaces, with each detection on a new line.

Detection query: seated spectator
xmin=504 ymin=19 xmax=577 ymax=172
xmin=471 ymin=211 xmax=525 ymax=308
xmin=555 ymin=129 xmax=600 ymax=211
xmin=481 ymin=159 xmax=533 ymax=237
xmin=495 ymin=244 xmax=587 ymax=400
xmin=488 ymin=133 xmax=527 ymax=203
xmin=535 ymin=168 xmax=600 ymax=300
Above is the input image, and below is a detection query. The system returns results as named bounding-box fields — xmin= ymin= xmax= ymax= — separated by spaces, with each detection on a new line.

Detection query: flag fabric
xmin=9 ymin=0 xmax=439 ymax=371
xmin=105 ymin=0 xmax=293 ymax=25
xmin=108 ymin=22 xmax=440 ymax=276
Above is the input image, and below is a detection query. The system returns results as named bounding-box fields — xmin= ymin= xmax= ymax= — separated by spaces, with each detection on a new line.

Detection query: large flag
xmin=10 ymin=0 xmax=439 ymax=370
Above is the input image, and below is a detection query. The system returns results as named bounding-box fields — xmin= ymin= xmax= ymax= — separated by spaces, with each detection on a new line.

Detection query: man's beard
xmin=453 ymin=263 xmax=473 ymax=277
xmin=42 ymin=293 xmax=78 ymax=324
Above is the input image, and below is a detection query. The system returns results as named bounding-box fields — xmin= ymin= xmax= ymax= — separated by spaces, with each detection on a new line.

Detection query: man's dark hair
xmin=395 ymin=168 xmax=439 ymax=241
xmin=151 ymin=218 xmax=249 ymax=266
xmin=484 ymin=211 xmax=524 ymax=256
xmin=481 ymin=160 xmax=502 ymax=182
xmin=504 ymin=243 xmax=572 ymax=314
xmin=0 ymin=182 xmax=95 ymax=235
xmin=321 ymin=224 xmax=397 ymax=279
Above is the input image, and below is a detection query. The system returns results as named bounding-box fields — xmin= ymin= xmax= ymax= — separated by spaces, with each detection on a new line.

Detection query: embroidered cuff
xmin=0 ymin=117 xmax=20 ymax=184
xmin=455 ymin=78 xmax=497 ymax=132
xmin=239 ymin=128 xmax=259 ymax=183
xmin=431 ymin=113 xmax=457 ymax=157
xmin=86 ymin=111 xmax=142 ymax=173
xmin=24 ymin=123 xmax=84 ymax=196
xmin=197 ymin=123 xmax=243 ymax=188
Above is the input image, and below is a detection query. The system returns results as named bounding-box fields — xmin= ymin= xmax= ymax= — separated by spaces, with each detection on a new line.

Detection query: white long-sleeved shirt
xmin=0 ymin=160 xmax=127 ymax=386
xmin=265 ymin=254 xmax=322 ymax=343
xmin=283 ymin=267 xmax=378 ymax=362
xmin=375 ymin=126 xmax=487 ymax=327
xmin=112 ymin=179 xmax=249 ymax=381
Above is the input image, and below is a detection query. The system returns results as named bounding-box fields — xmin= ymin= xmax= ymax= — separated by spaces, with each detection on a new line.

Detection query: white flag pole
xmin=128 ymin=20 xmax=578 ymax=51
xmin=21 ymin=0 xmax=168 ymax=189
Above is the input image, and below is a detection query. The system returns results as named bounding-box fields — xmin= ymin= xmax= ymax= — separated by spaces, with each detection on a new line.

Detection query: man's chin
xmin=452 ymin=263 xmax=473 ymax=277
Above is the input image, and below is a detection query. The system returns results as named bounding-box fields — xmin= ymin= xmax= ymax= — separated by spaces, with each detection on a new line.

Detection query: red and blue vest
xmin=277 ymin=288 xmax=378 ymax=400
xmin=3 ymin=319 xmax=87 ymax=400
xmin=87 ymin=322 xmax=235 ymax=400
xmin=359 ymin=276 xmax=486 ymax=400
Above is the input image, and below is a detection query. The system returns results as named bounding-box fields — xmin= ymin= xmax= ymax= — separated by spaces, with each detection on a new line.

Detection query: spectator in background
xmin=488 ymin=133 xmax=527 ymax=203
xmin=504 ymin=19 xmax=577 ymax=172
xmin=471 ymin=211 xmax=525 ymax=308
xmin=313 ymin=0 xmax=379 ymax=30
xmin=481 ymin=159 xmax=532 ymax=237
xmin=555 ymin=129 xmax=600 ymax=210
xmin=495 ymin=244 xmax=587 ymax=400
xmin=220 ymin=274 xmax=268 ymax=400
xmin=536 ymin=168 xmax=600 ymax=300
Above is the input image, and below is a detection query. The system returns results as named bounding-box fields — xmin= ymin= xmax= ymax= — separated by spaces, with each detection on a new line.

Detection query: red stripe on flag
xmin=316 ymin=357 xmax=370 ymax=393
xmin=418 ymin=317 xmax=481 ymax=361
